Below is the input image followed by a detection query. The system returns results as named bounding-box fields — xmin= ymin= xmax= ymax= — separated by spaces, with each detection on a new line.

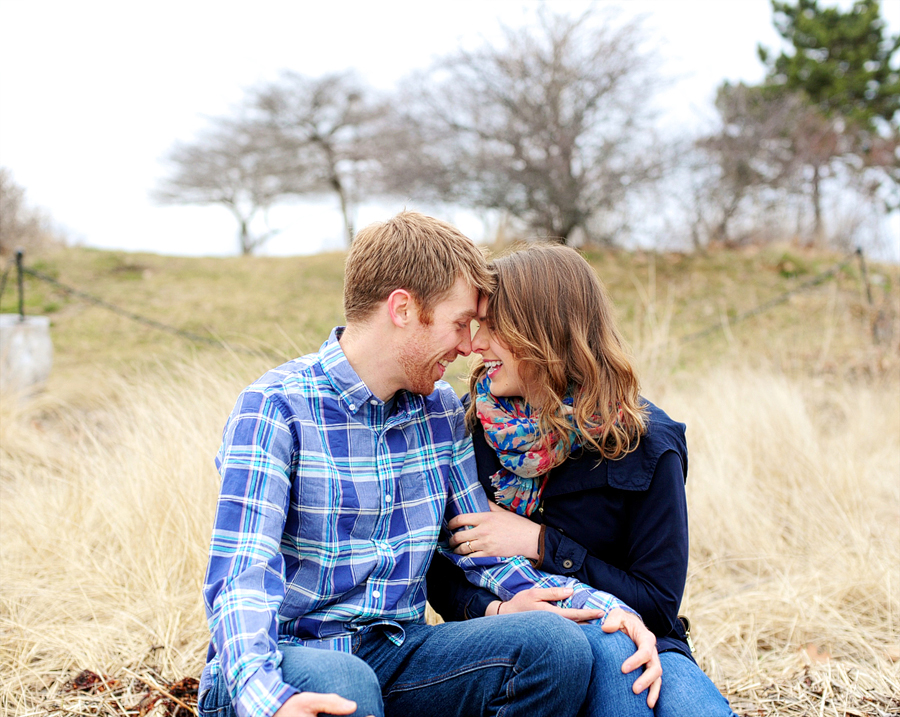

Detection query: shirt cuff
xmin=464 ymin=590 xmax=497 ymax=619
xmin=529 ymin=524 xmax=547 ymax=570
xmin=235 ymin=665 xmax=299 ymax=717
xmin=541 ymin=526 xmax=587 ymax=576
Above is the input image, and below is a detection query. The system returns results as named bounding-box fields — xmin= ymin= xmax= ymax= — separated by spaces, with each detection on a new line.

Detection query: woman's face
xmin=471 ymin=295 xmax=529 ymax=398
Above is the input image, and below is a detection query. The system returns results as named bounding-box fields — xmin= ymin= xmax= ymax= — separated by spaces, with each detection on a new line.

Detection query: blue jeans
xmin=199 ymin=611 xmax=593 ymax=717
xmin=655 ymin=651 xmax=737 ymax=717
xmin=578 ymin=625 xmax=737 ymax=717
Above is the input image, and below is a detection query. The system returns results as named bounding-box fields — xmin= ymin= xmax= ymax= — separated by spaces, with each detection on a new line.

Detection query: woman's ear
xmin=386 ymin=289 xmax=414 ymax=327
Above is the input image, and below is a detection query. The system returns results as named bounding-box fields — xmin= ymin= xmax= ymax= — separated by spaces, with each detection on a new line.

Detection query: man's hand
xmin=602 ymin=607 xmax=662 ymax=709
xmin=273 ymin=692 xmax=370 ymax=717
xmin=448 ymin=502 xmax=541 ymax=560
xmin=491 ymin=587 xmax=605 ymax=622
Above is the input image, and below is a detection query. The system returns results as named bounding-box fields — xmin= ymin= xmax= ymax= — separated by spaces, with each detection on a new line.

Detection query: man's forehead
xmin=435 ymin=277 xmax=478 ymax=314
xmin=447 ymin=304 xmax=477 ymax=322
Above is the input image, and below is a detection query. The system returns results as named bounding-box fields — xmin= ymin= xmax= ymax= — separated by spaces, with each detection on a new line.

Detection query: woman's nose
xmin=471 ymin=325 xmax=488 ymax=353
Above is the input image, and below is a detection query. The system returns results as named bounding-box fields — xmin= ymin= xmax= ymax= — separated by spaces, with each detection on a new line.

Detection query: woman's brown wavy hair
xmin=467 ymin=243 xmax=646 ymax=463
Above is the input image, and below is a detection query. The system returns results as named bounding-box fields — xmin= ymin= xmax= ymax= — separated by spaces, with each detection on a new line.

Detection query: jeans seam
xmin=383 ymin=658 xmax=516 ymax=695
xmin=496 ymin=661 xmax=522 ymax=717
xmin=199 ymin=707 xmax=229 ymax=717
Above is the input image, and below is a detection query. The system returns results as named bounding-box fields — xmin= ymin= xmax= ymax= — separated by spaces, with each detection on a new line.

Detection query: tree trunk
xmin=239 ymin=219 xmax=252 ymax=256
xmin=551 ymin=219 xmax=577 ymax=245
xmin=331 ymin=174 xmax=354 ymax=247
xmin=810 ymin=164 xmax=823 ymax=246
xmin=717 ymin=195 xmax=740 ymax=246
xmin=320 ymin=141 xmax=354 ymax=247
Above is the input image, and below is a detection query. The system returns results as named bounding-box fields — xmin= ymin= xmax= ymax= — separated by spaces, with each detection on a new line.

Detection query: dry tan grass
xmin=0 ymin=358 xmax=271 ymax=715
xmin=2 ymin=359 xmax=896 ymax=715
xmin=659 ymin=370 xmax=900 ymax=715
xmin=3 ymin=239 xmax=900 ymax=716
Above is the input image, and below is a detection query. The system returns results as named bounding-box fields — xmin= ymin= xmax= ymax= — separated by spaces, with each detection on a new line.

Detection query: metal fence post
xmin=855 ymin=247 xmax=874 ymax=307
xmin=16 ymin=248 xmax=25 ymax=320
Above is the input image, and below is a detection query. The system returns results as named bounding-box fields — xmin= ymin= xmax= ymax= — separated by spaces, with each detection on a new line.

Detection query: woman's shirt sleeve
xmin=426 ymin=548 xmax=497 ymax=620
xmin=539 ymin=449 xmax=688 ymax=636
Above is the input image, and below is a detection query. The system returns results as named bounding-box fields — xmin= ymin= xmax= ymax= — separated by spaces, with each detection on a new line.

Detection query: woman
xmin=426 ymin=244 xmax=736 ymax=716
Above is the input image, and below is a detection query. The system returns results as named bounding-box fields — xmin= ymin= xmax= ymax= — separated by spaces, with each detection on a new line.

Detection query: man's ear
xmin=386 ymin=289 xmax=416 ymax=327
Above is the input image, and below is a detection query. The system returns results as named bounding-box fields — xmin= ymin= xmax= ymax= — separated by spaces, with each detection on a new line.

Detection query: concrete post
xmin=0 ymin=314 xmax=53 ymax=393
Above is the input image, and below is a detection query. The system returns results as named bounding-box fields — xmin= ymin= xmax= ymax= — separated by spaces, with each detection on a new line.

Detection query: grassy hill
xmin=3 ymin=243 xmax=897 ymax=394
xmin=1 ymin=243 xmax=898 ymax=715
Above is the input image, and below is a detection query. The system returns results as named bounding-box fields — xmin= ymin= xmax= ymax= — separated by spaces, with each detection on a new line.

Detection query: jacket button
xmin=562 ymin=559 xmax=573 ymax=569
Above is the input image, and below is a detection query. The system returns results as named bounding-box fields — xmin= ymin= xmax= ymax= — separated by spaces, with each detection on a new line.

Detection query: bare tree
xmin=694 ymin=83 xmax=803 ymax=245
xmin=250 ymin=71 xmax=390 ymax=246
xmin=697 ymin=81 xmax=898 ymax=248
xmin=0 ymin=168 xmax=60 ymax=257
xmin=384 ymin=8 xmax=664 ymax=244
xmin=154 ymin=118 xmax=313 ymax=255
xmin=700 ymin=0 xmax=900 ymax=247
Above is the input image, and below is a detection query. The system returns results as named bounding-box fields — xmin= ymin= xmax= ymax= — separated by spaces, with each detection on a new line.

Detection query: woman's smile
xmin=483 ymin=359 xmax=503 ymax=378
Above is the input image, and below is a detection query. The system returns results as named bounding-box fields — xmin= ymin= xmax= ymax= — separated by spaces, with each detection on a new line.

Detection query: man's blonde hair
xmin=344 ymin=211 xmax=494 ymax=323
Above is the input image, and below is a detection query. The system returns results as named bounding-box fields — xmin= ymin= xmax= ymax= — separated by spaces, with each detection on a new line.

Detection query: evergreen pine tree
xmin=759 ymin=0 xmax=899 ymax=133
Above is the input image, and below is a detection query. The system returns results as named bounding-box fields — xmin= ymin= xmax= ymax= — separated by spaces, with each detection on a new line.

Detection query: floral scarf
xmin=475 ymin=375 xmax=586 ymax=516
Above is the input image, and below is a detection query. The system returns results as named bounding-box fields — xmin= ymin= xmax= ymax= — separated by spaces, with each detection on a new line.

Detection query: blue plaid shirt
xmin=201 ymin=328 xmax=635 ymax=717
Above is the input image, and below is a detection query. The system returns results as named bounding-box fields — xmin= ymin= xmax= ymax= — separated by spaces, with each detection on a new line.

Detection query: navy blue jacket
xmin=427 ymin=398 xmax=693 ymax=658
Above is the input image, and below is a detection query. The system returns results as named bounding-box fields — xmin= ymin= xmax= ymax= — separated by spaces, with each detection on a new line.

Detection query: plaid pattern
xmin=201 ymin=328 xmax=634 ymax=717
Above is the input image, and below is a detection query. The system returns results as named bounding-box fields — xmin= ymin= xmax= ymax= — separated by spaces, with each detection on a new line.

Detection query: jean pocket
xmin=197 ymin=684 xmax=231 ymax=717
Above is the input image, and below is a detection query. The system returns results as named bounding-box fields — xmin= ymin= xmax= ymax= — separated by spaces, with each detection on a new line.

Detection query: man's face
xmin=397 ymin=277 xmax=478 ymax=395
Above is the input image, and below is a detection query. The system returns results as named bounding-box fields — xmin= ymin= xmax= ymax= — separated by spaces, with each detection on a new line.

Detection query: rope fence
xmin=0 ymin=246 xmax=879 ymax=354
xmin=0 ymin=250 xmax=280 ymax=359
xmin=678 ymin=248 xmax=870 ymax=344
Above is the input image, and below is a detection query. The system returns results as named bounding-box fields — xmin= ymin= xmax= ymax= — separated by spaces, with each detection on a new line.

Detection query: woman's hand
xmin=448 ymin=502 xmax=541 ymax=561
xmin=602 ymin=607 xmax=662 ymax=709
xmin=487 ymin=587 xmax=605 ymax=622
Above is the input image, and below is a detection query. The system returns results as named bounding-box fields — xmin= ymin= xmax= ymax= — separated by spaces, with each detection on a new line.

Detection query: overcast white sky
xmin=1 ymin=0 xmax=897 ymax=257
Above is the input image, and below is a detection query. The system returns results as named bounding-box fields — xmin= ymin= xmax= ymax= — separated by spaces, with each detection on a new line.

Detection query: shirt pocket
xmin=297 ymin=467 xmax=379 ymax=543
xmin=390 ymin=470 xmax=443 ymax=541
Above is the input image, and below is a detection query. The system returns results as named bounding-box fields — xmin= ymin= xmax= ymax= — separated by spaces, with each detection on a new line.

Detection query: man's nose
xmin=457 ymin=329 xmax=473 ymax=356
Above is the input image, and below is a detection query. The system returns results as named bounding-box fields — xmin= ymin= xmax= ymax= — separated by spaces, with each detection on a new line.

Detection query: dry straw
xmin=1 ymin=358 xmax=898 ymax=715
xmin=0 ymin=358 xmax=267 ymax=715
xmin=661 ymin=368 xmax=900 ymax=715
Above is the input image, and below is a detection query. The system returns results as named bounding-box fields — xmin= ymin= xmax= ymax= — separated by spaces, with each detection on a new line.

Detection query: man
xmin=199 ymin=212 xmax=660 ymax=717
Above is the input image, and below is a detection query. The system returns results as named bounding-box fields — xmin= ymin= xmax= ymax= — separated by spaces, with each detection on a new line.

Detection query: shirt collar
xmin=319 ymin=327 xmax=421 ymax=419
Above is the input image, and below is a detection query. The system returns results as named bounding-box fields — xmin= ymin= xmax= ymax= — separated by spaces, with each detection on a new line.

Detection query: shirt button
xmin=372 ymin=590 xmax=381 ymax=598
xmin=562 ymin=559 xmax=574 ymax=569
xmin=370 ymin=399 xmax=379 ymax=405
xmin=385 ymin=494 xmax=392 ymax=503
xmin=349 ymin=403 xmax=356 ymax=411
